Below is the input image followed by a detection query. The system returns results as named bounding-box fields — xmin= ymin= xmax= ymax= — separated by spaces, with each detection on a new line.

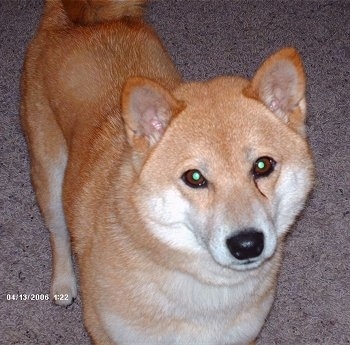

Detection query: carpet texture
xmin=1 ymin=1 xmax=349 ymax=344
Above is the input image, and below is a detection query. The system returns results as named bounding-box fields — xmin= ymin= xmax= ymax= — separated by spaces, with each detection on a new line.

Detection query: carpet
xmin=1 ymin=0 xmax=349 ymax=344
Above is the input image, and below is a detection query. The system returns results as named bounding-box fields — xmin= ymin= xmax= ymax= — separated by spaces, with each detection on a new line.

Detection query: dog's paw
xmin=51 ymin=273 xmax=77 ymax=306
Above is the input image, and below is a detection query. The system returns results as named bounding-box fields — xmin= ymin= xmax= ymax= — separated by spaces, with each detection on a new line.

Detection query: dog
xmin=21 ymin=0 xmax=314 ymax=344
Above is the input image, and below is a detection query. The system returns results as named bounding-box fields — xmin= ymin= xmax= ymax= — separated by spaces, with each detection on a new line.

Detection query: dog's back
xmin=61 ymin=0 xmax=146 ymax=24
xmin=23 ymin=0 xmax=181 ymax=144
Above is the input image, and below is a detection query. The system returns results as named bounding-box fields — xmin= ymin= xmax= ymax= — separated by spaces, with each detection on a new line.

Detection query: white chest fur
xmin=102 ymin=270 xmax=274 ymax=345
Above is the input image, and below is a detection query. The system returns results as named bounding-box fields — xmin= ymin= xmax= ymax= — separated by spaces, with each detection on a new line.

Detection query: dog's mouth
xmin=228 ymin=257 xmax=267 ymax=271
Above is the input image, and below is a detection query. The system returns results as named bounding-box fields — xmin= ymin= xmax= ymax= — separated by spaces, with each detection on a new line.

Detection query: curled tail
xmin=61 ymin=0 xmax=147 ymax=25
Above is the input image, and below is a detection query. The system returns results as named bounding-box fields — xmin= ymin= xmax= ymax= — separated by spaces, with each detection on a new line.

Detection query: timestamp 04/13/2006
xmin=6 ymin=293 xmax=70 ymax=302
xmin=6 ymin=293 xmax=50 ymax=302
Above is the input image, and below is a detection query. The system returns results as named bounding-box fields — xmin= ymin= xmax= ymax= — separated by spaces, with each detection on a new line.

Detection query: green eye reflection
xmin=253 ymin=156 xmax=276 ymax=178
xmin=182 ymin=169 xmax=208 ymax=188
xmin=257 ymin=161 xmax=266 ymax=170
xmin=192 ymin=171 xmax=201 ymax=181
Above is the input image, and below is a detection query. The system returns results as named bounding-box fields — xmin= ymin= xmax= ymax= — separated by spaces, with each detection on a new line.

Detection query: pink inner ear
xmin=141 ymin=107 xmax=165 ymax=136
xmin=270 ymin=63 xmax=298 ymax=111
xmin=244 ymin=48 xmax=307 ymax=133
xmin=269 ymin=99 xmax=280 ymax=112
xmin=268 ymin=85 xmax=289 ymax=112
xmin=122 ymin=77 xmax=185 ymax=147
xmin=150 ymin=118 xmax=163 ymax=131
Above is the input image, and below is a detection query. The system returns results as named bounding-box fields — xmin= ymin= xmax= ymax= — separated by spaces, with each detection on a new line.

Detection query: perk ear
xmin=244 ymin=47 xmax=307 ymax=135
xmin=121 ymin=77 xmax=185 ymax=149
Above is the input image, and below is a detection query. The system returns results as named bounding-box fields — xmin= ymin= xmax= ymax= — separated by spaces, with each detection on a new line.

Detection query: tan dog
xmin=21 ymin=1 xmax=314 ymax=344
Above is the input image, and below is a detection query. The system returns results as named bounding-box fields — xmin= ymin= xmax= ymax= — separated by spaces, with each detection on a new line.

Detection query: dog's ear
xmin=121 ymin=77 xmax=184 ymax=150
xmin=244 ymin=48 xmax=307 ymax=135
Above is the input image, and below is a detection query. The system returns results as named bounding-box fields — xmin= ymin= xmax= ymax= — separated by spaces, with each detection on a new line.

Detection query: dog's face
xmin=121 ymin=48 xmax=313 ymax=281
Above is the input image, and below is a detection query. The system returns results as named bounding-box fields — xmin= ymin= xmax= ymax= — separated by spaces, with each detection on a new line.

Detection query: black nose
xmin=226 ymin=229 xmax=264 ymax=260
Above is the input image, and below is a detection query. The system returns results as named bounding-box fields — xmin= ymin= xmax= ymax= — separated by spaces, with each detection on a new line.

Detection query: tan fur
xmin=61 ymin=0 xmax=146 ymax=24
xmin=21 ymin=1 xmax=314 ymax=344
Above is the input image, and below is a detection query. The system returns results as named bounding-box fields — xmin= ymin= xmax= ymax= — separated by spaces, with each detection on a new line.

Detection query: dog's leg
xmin=23 ymin=100 xmax=77 ymax=306
xmin=33 ymin=140 xmax=77 ymax=306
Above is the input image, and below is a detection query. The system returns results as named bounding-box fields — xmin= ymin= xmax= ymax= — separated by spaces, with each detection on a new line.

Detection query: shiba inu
xmin=21 ymin=0 xmax=314 ymax=344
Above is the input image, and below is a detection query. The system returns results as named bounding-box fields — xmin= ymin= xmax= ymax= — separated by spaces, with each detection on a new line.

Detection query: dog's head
xmin=121 ymin=48 xmax=314 ymax=283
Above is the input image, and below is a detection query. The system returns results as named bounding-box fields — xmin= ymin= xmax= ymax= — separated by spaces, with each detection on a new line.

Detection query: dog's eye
xmin=253 ymin=157 xmax=276 ymax=178
xmin=182 ymin=169 xmax=207 ymax=188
